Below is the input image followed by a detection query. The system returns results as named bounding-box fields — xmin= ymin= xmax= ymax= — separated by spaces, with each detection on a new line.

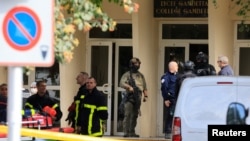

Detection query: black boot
xmin=165 ymin=133 xmax=171 ymax=139
xmin=130 ymin=133 xmax=140 ymax=137
xmin=123 ymin=134 xmax=130 ymax=137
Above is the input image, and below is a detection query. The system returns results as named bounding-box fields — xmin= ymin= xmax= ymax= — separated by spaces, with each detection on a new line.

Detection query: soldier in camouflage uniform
xmin=119 ymin=57 xmax=148 ymax=138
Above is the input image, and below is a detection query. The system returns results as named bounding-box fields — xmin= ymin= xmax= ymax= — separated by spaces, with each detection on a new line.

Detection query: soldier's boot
xmin=130 ymin=133 xmax=139 ymax=137
xmin=123 ymin=129 xmax=130 ymax=137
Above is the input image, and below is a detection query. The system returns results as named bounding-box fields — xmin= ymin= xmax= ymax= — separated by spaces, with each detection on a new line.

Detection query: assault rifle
xmin=128 ymin=71 xmax=140 ymax=110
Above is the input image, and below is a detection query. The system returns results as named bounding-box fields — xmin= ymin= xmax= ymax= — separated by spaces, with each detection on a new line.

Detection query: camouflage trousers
xmin=123 ymin=99 xmax=141 ymax=135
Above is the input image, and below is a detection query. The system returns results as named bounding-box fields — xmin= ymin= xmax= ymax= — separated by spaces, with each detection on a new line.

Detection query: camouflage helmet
xmin=129 ymin=57 xmax=141 ymax=68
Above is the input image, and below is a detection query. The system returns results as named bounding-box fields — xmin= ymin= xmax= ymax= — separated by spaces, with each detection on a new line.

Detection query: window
xmin=89 ymin=24 xmax=132 ymax=39
xmin=162 ymin=24 xmax=208 ymax=39
xmin=237 ymin=24 xmax=250 ymax=39
xmin=35 ymin=62 xmax=60 ymax=86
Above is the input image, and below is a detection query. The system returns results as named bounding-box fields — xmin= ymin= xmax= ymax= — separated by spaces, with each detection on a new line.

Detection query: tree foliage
xmin=54 ymin=0 xmax=139 ymax=64
xmin=49 ymin=0 xmax=250 ymax=64
xmin=25 ymin=0 xmax=250 ymax=73
xmin=213 ymin=0 xmax=250 ymax=32
xmin=231 ymin=0 xmax=250 ymax=32
xmin=24 ymin=0 xmax=139 ymax=75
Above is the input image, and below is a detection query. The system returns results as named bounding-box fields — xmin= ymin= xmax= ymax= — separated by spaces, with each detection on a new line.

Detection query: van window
xmin=183 ymin=85 xmax=250 ymax=127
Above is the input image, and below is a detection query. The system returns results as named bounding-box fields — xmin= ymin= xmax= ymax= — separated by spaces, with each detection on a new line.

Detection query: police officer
xmin=161 ymin=61 xmax=178 ymax=139
xmin=194 ymin=52 xmax=216 ymax=76
xmin=175 ymin=60 xmax=197 ymax=97
xmin=119 ymin=57 xmax=148 ymax=137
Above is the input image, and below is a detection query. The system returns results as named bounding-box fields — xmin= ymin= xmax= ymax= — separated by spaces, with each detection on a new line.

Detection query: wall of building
xmin=132 ymin=0 xmax=158 ymax=137
xmin=208 ymin=0 xmax=234 ymax=73
xmin=0 ymin=67 xmax=7 ymax=84
xmin=60 ymin=29 xmax=87 ymax=127
xmin=102 ymin=1 xmax=131 ymax=20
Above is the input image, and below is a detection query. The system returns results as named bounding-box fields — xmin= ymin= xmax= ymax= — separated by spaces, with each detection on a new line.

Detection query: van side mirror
xmin=226 ymin=102 xmax=248 ymax=125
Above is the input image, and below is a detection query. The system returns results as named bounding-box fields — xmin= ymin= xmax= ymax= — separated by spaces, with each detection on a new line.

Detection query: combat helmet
xmin=196 ymin=52 xmax=208 ymax=63
xmin=129 ymin=57 xmax=141 ymax=72
xmin=184 ymin=60 xmax=195 ymax=71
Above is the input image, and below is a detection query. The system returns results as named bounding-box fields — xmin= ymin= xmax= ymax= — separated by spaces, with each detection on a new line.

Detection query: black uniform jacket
xmin=0 ymin=95 xmax=7 ymax=122
xmin=0 ymin=95 xmax=7 ymax=110
xmin=67 ymin=84 xmax=88 ymax=128
xmin=25 ymin=93 xmax=63 ymax=121
xmin=77 ymin=87 xmax=108 ymax=136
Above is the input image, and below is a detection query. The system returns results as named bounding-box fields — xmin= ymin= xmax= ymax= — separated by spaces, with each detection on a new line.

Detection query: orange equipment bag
xmin=42 ymin=106 xmax=56 ymax=117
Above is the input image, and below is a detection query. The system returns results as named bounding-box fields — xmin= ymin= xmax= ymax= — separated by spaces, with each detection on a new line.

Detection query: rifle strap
xmin=129 ymin=71 xmax=133 ymax=81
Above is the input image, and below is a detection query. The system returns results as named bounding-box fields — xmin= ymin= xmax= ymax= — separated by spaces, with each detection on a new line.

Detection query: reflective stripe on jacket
xmin=77 ymin=88 xmax=108 ymax=136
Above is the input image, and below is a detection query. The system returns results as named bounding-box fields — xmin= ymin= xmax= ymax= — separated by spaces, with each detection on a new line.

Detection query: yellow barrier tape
xmin=0 ymin=125 xmax=124 ymax=141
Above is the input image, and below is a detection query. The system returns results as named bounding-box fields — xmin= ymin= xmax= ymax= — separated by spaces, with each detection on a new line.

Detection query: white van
xmin=172 ymin=76 xmax=250 ymax=141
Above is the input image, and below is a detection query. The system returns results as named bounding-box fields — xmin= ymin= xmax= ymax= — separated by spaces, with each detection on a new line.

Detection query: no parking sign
xmin=0 ymin=0 xmax=54 ymax=67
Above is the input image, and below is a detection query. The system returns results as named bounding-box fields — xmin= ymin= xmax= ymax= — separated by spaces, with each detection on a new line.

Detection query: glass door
xmin=235 ymin=43 xmax=250 ymax=76
xmin=113 ymin=42 xmax=132 ymax=135
xmin=158 ymin=42 xmax=189 ymax=136
xmin=86 ymin=41 xmax=112 ymax=135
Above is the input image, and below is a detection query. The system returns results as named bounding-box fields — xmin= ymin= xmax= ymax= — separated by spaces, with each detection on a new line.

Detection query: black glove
xmin=65 ymin=111 xmax=75 ymax=126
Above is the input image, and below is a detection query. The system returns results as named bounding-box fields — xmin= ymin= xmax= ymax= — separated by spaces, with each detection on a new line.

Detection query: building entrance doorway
xmin=86 ymin=41 xmax=132 ymax=136
xmin=236 ymin=43 xmax=250 ymax=76
xmin=158 ymin=42 xmax=208 ymax=136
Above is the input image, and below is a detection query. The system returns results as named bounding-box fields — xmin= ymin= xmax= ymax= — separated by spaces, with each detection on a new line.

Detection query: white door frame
xmin=234 ymin=21 xmax=250 ymax=76
xmin=86 ymin=41 xmax=112 ymax=135
xmin=157 ymin=41 xmax=189 ymax=136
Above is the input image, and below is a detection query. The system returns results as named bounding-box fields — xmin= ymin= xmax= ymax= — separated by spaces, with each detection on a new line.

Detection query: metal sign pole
xmin=7 ymin=66 xmax=22 ymax=141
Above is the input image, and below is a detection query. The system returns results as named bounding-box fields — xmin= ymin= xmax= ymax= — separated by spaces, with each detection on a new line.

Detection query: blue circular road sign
xmin=3 ymin=7 xmax=41 ymax=51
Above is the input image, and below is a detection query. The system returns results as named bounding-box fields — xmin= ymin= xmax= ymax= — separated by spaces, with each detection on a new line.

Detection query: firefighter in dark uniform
xmin=76 ymin=77 xmax=108 ymax=137
xmin=0 ymin=83 xmax=7 ymax=123
xmin=65 ymin=72 xmax=89 ymax=129
xmin=119 ymin=57 xmax=148 ymax=138
xmin=194 ymin=52 xmax=216 ymax=76
xmin=0 ymin=94 xmax=7 ymax=123
xmin=24 ymin=80 xmax=63 ymax=122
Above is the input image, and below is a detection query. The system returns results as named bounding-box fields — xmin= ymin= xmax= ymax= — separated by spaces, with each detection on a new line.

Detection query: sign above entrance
xmin=154 ymin=0 xmax=208 ymax=18
xmin=0 ymin=0 xmax=54 ymax=67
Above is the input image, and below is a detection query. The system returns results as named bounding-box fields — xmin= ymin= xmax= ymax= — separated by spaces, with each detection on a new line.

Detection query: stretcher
xmin=22 ymin=113 xmax=74 ymax=133
xmin=0 ymin=127 xmax=74 ymax=140
xmin=22 ymin=114 xmax=53 ymax=129
xmin=0 ymin=117 xmax=74 ymax=140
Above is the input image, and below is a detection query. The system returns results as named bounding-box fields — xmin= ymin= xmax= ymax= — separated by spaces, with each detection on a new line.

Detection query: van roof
xmin=181 ymin=76 xmax=250 ymax=87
